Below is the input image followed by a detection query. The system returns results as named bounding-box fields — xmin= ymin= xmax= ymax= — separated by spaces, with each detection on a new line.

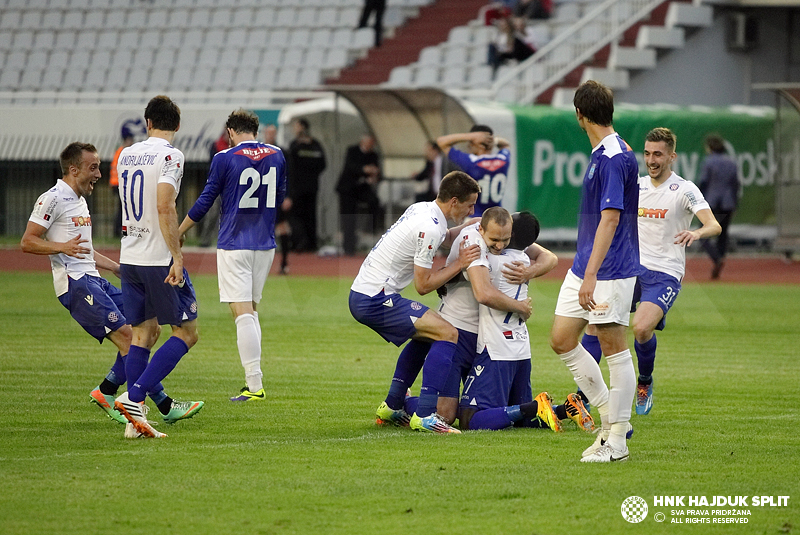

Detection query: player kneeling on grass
xmin=454 ymin=211 xmax=595 ymax=433
xmin=21 ymin=142 xmax=201 ymax=436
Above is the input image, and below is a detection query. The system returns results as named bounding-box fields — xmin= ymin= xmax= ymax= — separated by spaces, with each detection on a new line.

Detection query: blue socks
xmin=468 ymin=407 xmax=515 ymax=430
xmin=129 ymin=337 xmax=189 ymax=403
xmin=415 ymin=340 xmax=456 ymax=418
xmin=107 ymin=352 xmax=126 ymax=385
xmin=634 ymin=334 xmax=657 ymax=380
xmin=581 ymin=333 xmax=602 ymax=363
xmin=386 ymin=340 xmax=430 ymax=409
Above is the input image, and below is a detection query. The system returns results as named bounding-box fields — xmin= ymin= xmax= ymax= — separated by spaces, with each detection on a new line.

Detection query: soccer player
xmin=179 ymin=109 xmax=287 ymax=402
xmin=581 ymin=127 xmax=721 ymax=415
xmin=437 ymin=125 xmax=510 ymax=216
xmin=549 ymin=80 xmax=640 ymax=463
xmin=350 ymin=170 xmax=481 ymax=434
xmin=450 ymin=211 xmax=593 ymax=433
xmin=20 ymin=142 xmax=193 ymax=430
xmin=113 ymin=95 xmax=203 ymax=438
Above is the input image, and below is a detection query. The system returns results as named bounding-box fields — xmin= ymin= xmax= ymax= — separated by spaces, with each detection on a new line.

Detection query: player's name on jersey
xmin=119 ymin=153 xmax=159 ymax=166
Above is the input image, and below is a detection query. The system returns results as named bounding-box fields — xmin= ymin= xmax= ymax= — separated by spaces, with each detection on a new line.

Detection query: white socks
xmin=235 ymin=313 xmax=263 ymax=392
xmin=606 ymin=349 xmax=635 ymax=450
xmin=559 ymin=344 xmax=609 ymax=414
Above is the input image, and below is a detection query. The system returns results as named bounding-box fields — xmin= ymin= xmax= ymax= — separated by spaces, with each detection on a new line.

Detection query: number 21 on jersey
xmin=239 ymin=167 xmax=276 ymax=209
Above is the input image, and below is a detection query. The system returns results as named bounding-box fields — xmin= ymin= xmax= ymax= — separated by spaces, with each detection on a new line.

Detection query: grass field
xmin=0 ymin=271 xmax=798 ymax=535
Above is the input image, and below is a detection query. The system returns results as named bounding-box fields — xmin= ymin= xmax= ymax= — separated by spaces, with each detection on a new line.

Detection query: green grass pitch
xmin=0 ymin=271 xmax=798 ymax=535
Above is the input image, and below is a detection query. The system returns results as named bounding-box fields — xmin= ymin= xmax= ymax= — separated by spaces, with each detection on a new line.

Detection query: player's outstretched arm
xmin=157 ymin=183 xmax=184 ymax=286
xmin=94 ymin=251 xmax=121 ymax=278
xmin=674 ymin=208 xmax=721 ymax=247
xmin=502 ymin=243 xmax=558 ymax=285
xmin=413 ymin=241 xmax=480 ymax=295
xmin=20 ymin=221 xmax=89 ymax=258
xmin=468 ymin=265 xmax=532 ymax=321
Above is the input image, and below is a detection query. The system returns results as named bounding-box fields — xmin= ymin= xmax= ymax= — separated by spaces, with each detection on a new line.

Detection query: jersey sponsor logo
xmin=43 ymin=214 xmax=50 ymax=221
xmin=638 ymin=207 xmax=668 ymax=219
xmin=71 ymin=215 xmax=92 ymax=227
xmin=476 ymin=159 xmax=506 ymax=172
xmin=503 ymin=330 xmax=514 ymax=340
xmin=382 ymin=298 xmax=393 ymax=307
xmin=235 ymin=146 xmax=278 ymax=161
xmin=418 ymin=232 xmax=425 ymax=238
xmin=84 ymin=294 xmax=94 ymax=306
xmin=474 ymin=365 xmax=484 ymax=376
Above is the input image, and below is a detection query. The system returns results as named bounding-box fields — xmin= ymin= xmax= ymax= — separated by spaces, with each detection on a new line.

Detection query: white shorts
xmin=216 ymin=249 xmax=275 ymax=303
xmin=554 ymin=269 xmax=635 ymax=326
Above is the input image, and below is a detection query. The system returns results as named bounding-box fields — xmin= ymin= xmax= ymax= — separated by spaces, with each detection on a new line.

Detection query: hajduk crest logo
xmin=621 ymin=496 xmax=648 ymax=523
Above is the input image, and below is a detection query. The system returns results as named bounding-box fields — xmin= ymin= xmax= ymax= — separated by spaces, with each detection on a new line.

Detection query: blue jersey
xmin=572 ymin=133 xmax=640 ymax=280
xmin=448 ymin=147 xmax=510 ymax=216
xmin=188 ymin=141 xmax=287 ymax=250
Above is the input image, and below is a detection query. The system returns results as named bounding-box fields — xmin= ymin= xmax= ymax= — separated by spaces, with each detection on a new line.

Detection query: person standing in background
xmin=336 ymin=134 xmax=383 ymax=256
xmin=698 ymin=134 xmax=740 ymax=279
xmin=109 ymin=128 xmax=134 ymax=238
xmin=286 ymin=118 xmax=326 ymax=254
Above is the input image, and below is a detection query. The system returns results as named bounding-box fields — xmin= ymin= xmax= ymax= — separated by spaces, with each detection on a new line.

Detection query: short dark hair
xmin=470 ymin=124 xmax=494 ymax=135
xmin=226 ymin=108 xmax=259 ymax=136
xmin=296 ymin=117 xmax=310 ymax=131
xmin=646 ymin=127 xmax=677 ymax=152
xmin=481 ymin=206 xmax=511 ymax=230
xmin=144 ymin=95 xmax=180 ymax=132
xmin=59 ymin=142 xmax=98 ymax=176
xmin=705 ymin=134 xmax=726 ymax=154
xmin=573 ymin=80 xmax=614 ymax=127
xmin=508 ymin=211 xmax=540 ymax=250
xmin=437 ymin=170 xmax=481 ymax=203
xmin=427 ymin=140 xmax=441 ymax=153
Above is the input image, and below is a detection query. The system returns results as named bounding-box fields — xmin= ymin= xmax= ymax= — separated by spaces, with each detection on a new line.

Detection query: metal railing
xmin=458 ymin=0 xmax=666 ymax=105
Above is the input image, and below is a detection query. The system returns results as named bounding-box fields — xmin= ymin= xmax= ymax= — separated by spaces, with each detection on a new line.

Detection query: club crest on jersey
xmin=670 ymin=183 xmax=679 ymax=191
xmin=410 ymin=302 xmax=422 ymax=311
xmin=108 ymin=312 xmax=119 ymax=323
xmin=71 ymin=215 xmax=92 ymax=227
xmin=236 ymin=146 xmax=277 ymax=161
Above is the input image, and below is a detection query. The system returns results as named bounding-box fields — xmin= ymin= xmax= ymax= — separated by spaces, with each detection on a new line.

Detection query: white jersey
xmin=477 ymin=248 xmax=530 ymax=361
xmin=28 ymin=179 xmax=100 ymax=297
xmin=436 ymin=222 xmax=489 ymax=334
xmin=638 ymin=172 xmax=709 ymax=280
xmin=118 ymin=136 xmax=184 ymax=266
xmin=351 ymin=201 xmax=448 ymax=296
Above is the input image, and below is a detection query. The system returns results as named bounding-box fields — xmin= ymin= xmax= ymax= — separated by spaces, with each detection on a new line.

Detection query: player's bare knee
xmin=632 ymin=322 xmax=653 ymax=344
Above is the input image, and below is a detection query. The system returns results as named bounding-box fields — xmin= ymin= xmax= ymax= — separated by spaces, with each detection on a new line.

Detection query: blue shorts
xmin=631 ymin=268 xmax=681 ymax=331
xmin=440 ymin=329 xmax=478 ymax=398
xmin=348 ymin=290 xmax=429 ymax=346
xmin=57 ymin=275 xmax=127 ymax=343
xmin=120 ymin=264 xmax=198 ymax=327
xmin=459 ymin=349 xmax=532 ymax=410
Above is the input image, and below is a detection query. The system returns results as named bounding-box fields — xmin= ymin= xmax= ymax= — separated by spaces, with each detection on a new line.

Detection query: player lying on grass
xmin=581 ymin=127 xmax=721 ymax=415
xmin=21 ymin=142 xmax=201 ymax=434
xmin=350 ymin=170 xmax=482 ymax=434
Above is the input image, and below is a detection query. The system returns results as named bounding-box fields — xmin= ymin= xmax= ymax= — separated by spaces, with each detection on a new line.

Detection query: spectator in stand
xmin=357 ymin=0 xmax=387 ymax=47
xmin=698 ymin=134 xmax=740 ymax=279
xmin=336 ymin=134 xmax=384 ymax=256
xmin=109 ymin=128 xmax=135 ymax=238
xmin=262 ymin=124 xmax=293 ymax=274
xmin=286 ymin=118 xmax=326 ymax=254
xmin=514 ymin=0 xmax=552 ymax=20
xmin=488 ymin=16 xmax=535 ymax=76
xmin=198 ymin=128 xmax=229 ymax=247
xmin=412 ymin=141 xmax=444 ymax=203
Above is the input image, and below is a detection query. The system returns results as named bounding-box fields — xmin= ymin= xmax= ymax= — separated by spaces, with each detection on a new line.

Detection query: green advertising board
xmin=511 ymin=104 xmax=775 ymax=229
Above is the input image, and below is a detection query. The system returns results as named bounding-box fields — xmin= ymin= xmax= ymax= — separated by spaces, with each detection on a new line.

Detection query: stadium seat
xmin=154 ymin=48 xmax=177 ymax=68
xmin=32 ymin=31 xmax=55 ymax=51
xmin=140 ymin=29 xmax=161 ymax=49
xmin=338 ymin=7 xmax=360 ymax=27
xmin=466 ymin=64 xmax=492 ymax=87
xmin=231 ymin=9 xmax=253 ymax=30
xmin=84 ymin=67 xmax=107 ymax=90
xmin=132 ymin=49 xmax=154 ymax=67
xmin=82 ymin=11 xmax=104 ymax=29
xmin=442 ymin=46 xmax=468 ymax=66
xmin=0 ymin=68 xmax=21 ymax=90
xmin=239 ymin=49 xmax=262 ymax=67
xmin=305 ymin=47 xmax=326 ymax=67
xmin=167 ymin=9 xmax=191 ymax=28
xmin=40 ymin=68 xmax=65 ymax=91
xmin=418 ymin=46 xmax=441 ymax=66
xmin=27 ymin=50 xmax=48 ymax=69
xmin=118 ymin=30 xmax=140 ymax=49
xmin=0 ymin=11 xmax=21 ymax=31
xmin=448 ymin=26 xmax=472 ymax=46
xmin=283 ymin=48 xmax=305 ymax=67
xmin=40 ymin=10 xmax=63 ymax=30
xmin=0 ymin=31 xmax=12 ymax=51
xmin=54 ymin=30 xmax=77 ymax=50
xmin=254 ymin=66 xmax=278 ymax=89
xmin=97 ymin=30 xmax=119 ymax=50
xmin=296 ymin=8 xmax=318 ymax=28
xmin=385 ymin=65 xmax=412 ymax=87
xmin=211 ymin=8 xmax=232 ymax=28
xmin=74 ymin=30 xmax=96 ymax=50
xmin=146 ymin=9 xmax=170 ymax=30
xmin=192 ymin=66 xmax=214 ymax=91
xmin=68 ymin=49 xmax=90 ymax=70
xmin=267 ymin=29 xmax=289 ymax=49
xmin=62 ymin=11 xmax=83 ymax=30
xmin=331 ymin=28 xmax=352 ymax=49
xmin=61 ymin=67 xmax=84 ymax=91
xmin=19 ymin=68 xmax=44 ymax=91
xmin=414 ymin=65 xmax=440 ymax=87
xmin=226 ymin=29 xmax=247 ymax=48
xmin=127 ymin=67 xmax=151 ymax=91
xmin=104 ymin=10 xmax=126 ymax=30
xmin=275 ymin=66 xmax=299 ymax=88
xmin=325 ymin=47 xmax=348 ymax=69
xmin=276 ymin=7 xmax=297 ymax=27
xmin=298 ymin=66 xmax=321 ymax=88
xmin=233 ymin=67 xmax=256 ymax=88
xmin=182 ymin=29 xmax=205 ymax=48
xmin=352 ymin=27 xmax=374 ymax=49
xmin=5 ymin=50 xmax=26 ymax=70
xmin=197 ymin=48 xmax=221 ymax=67
xmin=161 ymin=32 xmax=182 ymax=50
xmin=316 ymin=8 xmax=339 ymax=28
xmin=213 ymin=66 xmax=235 ymax=91
xmin=441 ymin=65 xmax=467 ymax=87
xmin=169 ymin=67 xmax=194 ymax=92
xmin=189 ymin=8 xmax=211 ymax=28
xmin=219 ymin=47 xmax=241 ymax=66
xmin=310 ymin=29 xmax=333 ymax=49
xmin=12 ymin=31 xmax=34 ymax=50
xmin=289 ymin=28 xmax=312 ymax=48
xmin=247 ymin=28 xmax=269 ymax=47
xmin=19 ymin=11 xmax=42 ymax=30
xmin=126 ymin=10 xmax=147 ymax=29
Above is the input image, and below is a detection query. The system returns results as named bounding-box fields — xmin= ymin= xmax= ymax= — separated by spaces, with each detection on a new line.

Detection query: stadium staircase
xmin=327 ymin=0 xmax=488 ymax=86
